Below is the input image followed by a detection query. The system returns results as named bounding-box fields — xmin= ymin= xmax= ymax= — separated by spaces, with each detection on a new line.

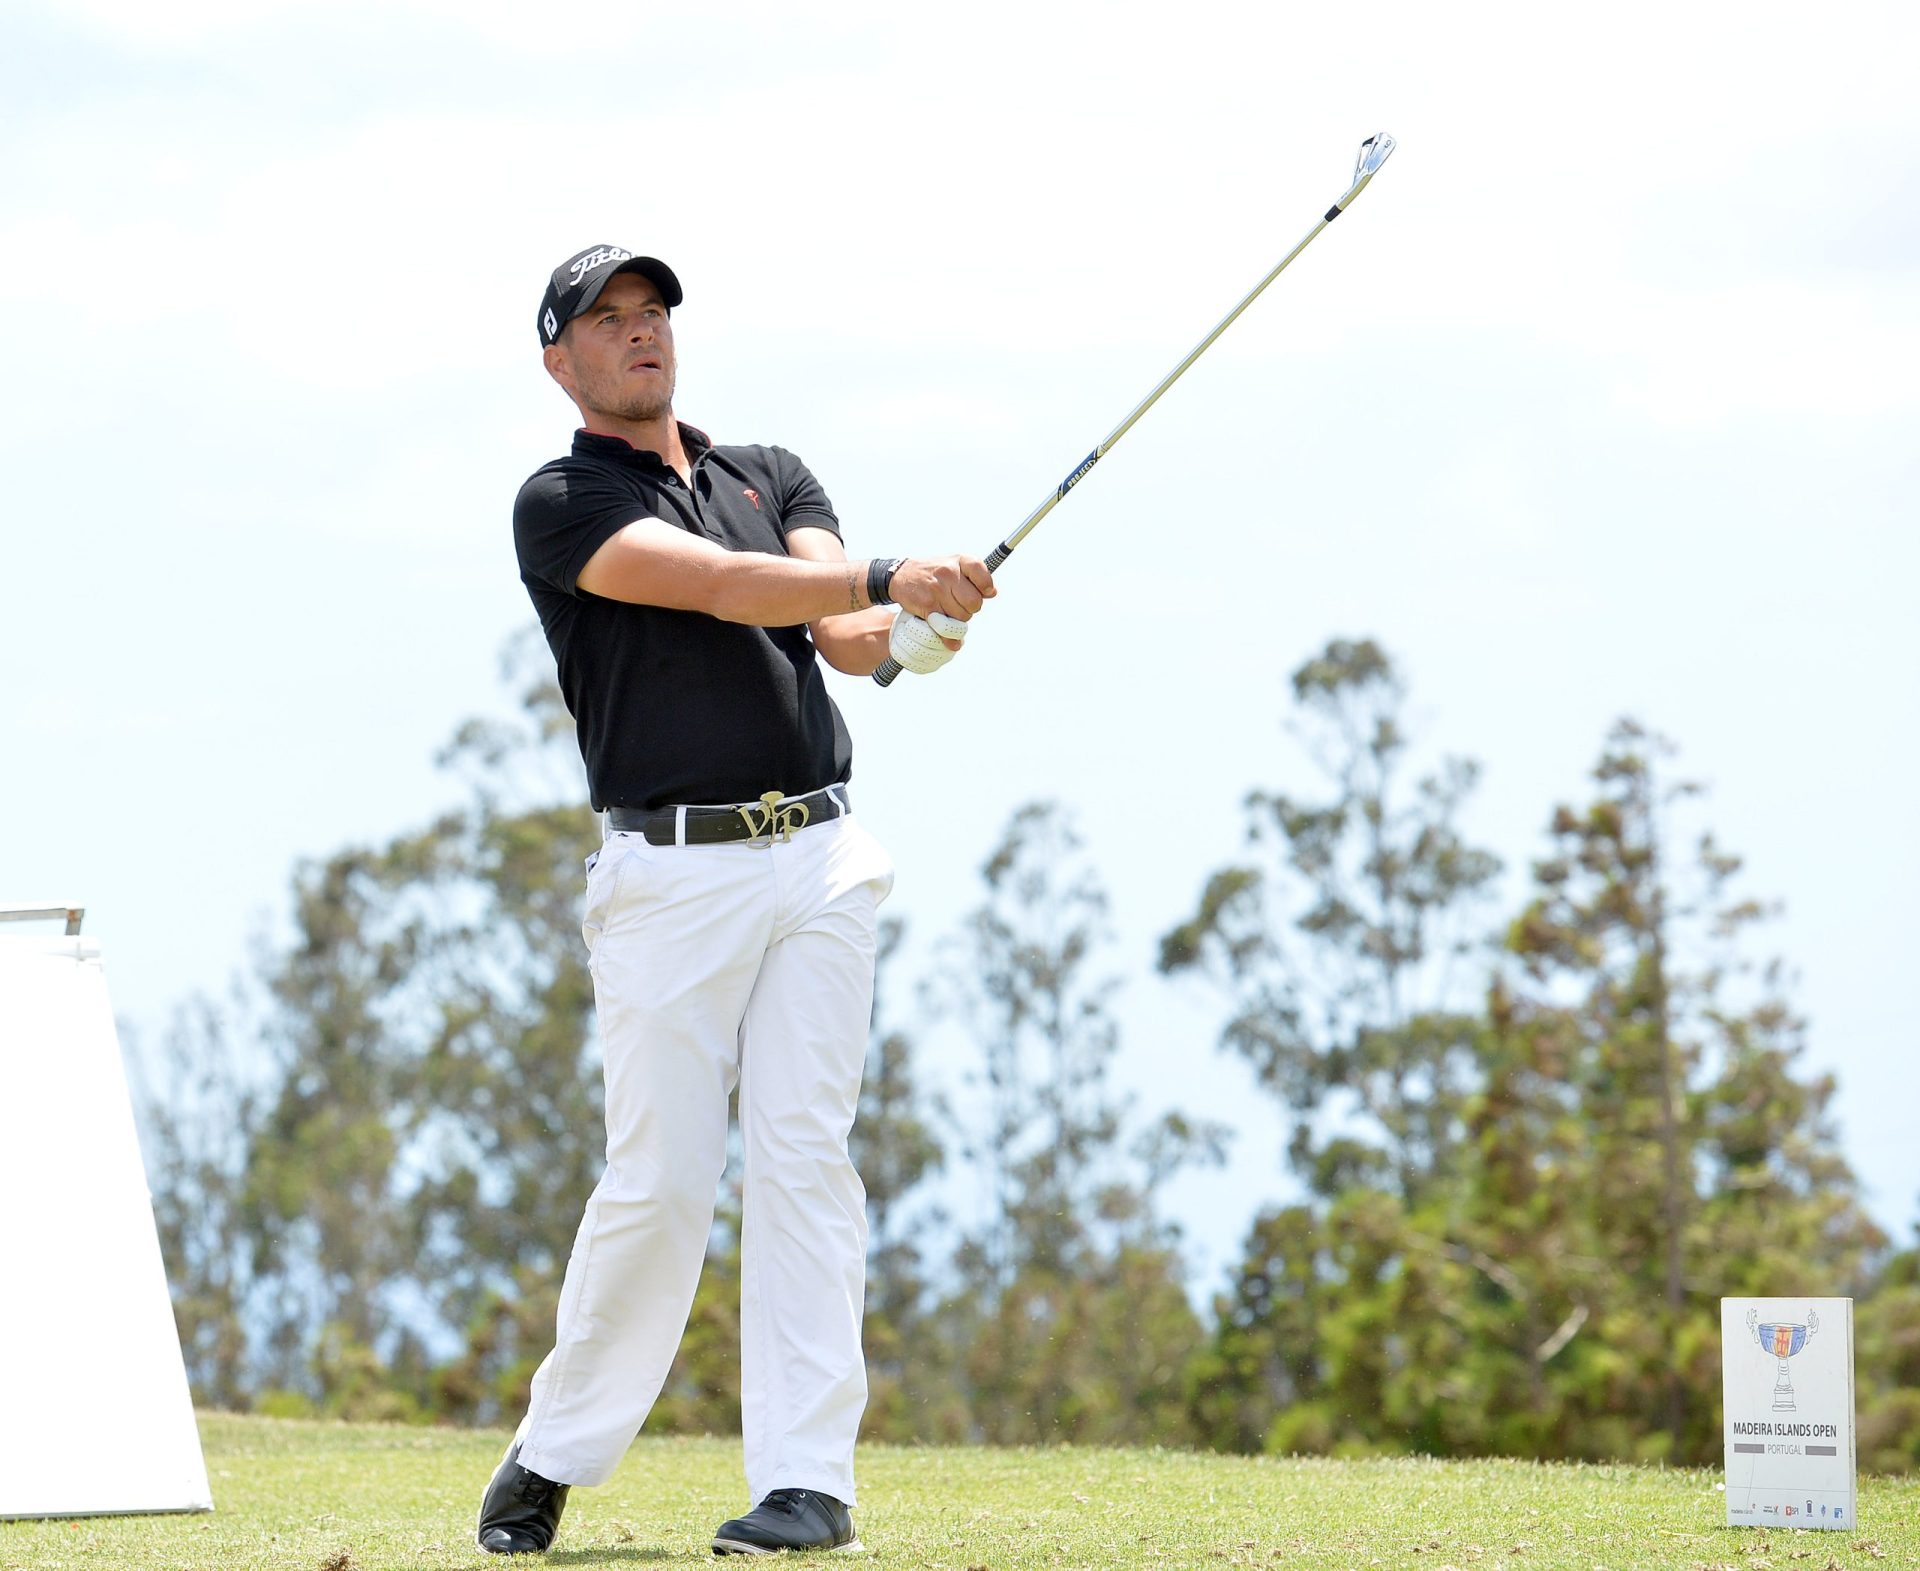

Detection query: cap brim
xmin=575 ymin=256 xmax=684 ymax=318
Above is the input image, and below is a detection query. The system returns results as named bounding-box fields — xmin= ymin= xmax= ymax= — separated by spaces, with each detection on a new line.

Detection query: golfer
xmin=477 ymin=245 xmax=993 ymax=1556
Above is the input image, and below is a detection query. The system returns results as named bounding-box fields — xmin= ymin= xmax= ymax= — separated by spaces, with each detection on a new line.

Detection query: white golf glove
xmin=888 ymin=610 xmax=969 ymax=675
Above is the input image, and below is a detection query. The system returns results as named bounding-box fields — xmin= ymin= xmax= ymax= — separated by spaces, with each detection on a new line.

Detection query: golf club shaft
xmin=873 ymin=134 xmax=1395 ymax=688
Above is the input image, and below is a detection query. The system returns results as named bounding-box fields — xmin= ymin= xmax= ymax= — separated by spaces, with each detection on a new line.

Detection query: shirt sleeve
xmin=513 ymin=464 xmax=649 ymax=597
xmin=769 ymin=447 xmax=840 ymax=542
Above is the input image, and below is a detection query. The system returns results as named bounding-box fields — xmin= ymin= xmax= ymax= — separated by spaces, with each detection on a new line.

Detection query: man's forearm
xmin=707 ymin=553 xmax=880 ymax=626
xmin=579 ymin=519 xmax=889 ymax=625
xmin=581 ymin=514 xmax=992 ymax=631
xmin=809 ymin=608 xmax=895 ymax=675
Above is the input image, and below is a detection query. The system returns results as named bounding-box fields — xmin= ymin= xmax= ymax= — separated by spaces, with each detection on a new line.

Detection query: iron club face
xmin=1355 ymin=132 xmax=1396 ymax=180
xmin=1335 ymin=132 xmax=1396 ymax=212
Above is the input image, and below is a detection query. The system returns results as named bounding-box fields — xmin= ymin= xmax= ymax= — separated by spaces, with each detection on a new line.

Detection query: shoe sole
xmin=711 ymin=1536 xmax=866 ymax=1556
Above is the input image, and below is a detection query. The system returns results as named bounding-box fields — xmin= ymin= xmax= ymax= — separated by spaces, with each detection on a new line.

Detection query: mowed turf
xmin=2 ymin=1414 xmax=1915 ymax=1571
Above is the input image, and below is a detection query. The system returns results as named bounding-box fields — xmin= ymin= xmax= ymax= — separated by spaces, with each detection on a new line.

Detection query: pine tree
xmin=129 ymin=996 xmax=266 ymax=1412
xmin=1857 ymin=1211 xmax=1920 ymax=1474
xmin=1161 ymin=638 xmax=1500 ymax=1454
xmin=852 ymin=918 xmax=966 ymax=1441
xmin=939 ymin=801 xmax=1217 ymax=1445
xmin=1503 ymin=719 xmax=1885 ymax=1463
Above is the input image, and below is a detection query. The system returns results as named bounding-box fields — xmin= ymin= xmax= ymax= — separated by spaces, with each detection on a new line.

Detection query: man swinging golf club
xmin=476 ymin=244 xmax=994 ymax=1556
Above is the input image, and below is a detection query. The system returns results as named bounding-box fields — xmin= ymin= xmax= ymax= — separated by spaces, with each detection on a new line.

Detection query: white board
xmin=1721 ymin=1296 xmax=1857 ymax=1532
xmin=0 ymin=930 xmax=213 ymax=1519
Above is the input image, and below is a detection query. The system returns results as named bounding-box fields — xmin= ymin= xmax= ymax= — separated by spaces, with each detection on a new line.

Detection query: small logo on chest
xmin=742 ymin=488 xmax=761 ymax=511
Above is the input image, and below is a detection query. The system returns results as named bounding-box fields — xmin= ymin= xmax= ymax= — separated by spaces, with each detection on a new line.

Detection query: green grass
xmin=2 ymin=1414 xmax=1915 ymax=1570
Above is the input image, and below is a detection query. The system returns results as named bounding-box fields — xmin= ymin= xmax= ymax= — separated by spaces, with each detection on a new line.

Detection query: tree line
xmin=135 ymin=634 xmax=1920 ymax=1472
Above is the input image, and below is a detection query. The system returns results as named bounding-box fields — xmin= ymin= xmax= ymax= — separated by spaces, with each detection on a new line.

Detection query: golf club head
xmin=1335 ymin=132 xmax=1396 ymax=211
xmin=1354 ymin=132 xmax=1396 ymax=181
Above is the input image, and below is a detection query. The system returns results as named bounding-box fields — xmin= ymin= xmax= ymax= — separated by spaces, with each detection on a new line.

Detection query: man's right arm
xmin=576 ymin=518 xmax=994 ymax=627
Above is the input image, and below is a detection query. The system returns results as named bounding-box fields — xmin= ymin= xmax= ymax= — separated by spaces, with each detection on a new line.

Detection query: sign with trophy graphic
xmin=1721 ymin=1298 xmax=1856 ymax=1531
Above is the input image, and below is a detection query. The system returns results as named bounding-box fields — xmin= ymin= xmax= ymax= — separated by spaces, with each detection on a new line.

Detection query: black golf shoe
xmin=712 ymin=1488 xmax=862 ymax=1555
xmin=476 ymin=1440 xmax=570 ymax=1554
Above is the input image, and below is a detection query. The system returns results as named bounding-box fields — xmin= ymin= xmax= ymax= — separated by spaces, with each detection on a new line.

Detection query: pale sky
xmin=4 ymin=0 xmax=1915 ymax=1284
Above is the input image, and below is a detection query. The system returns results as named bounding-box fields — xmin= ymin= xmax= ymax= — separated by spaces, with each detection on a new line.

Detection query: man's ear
xmin=543 ymin=340 xmax=573 ymax=393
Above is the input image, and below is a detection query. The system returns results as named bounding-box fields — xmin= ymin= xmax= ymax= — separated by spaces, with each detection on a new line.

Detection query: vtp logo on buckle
xmin=737 ymin=790 xmax=810 ymax=847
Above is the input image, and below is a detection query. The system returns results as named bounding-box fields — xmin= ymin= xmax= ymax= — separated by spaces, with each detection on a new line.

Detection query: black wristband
xmin=866 ymin=556 xmax=906 ymax=606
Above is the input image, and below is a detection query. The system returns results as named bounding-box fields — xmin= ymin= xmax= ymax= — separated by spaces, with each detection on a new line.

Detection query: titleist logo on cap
xmin=538 ymin=245 xmax=681 ymax=347
xmin=568 ymin=246 xmax=634 ymax=286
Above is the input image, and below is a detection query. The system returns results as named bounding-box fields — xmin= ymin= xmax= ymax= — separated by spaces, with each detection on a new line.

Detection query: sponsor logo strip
xmin=1056 ymin=449 xmax=1100 ymax=500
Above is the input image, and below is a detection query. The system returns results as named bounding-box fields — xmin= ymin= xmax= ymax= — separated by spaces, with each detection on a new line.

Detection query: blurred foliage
xmin=1857 ymin=1223 xmax=1920 ymax=1473
xmin=134 ymin=633 xmax=1917 ymax=1471
xmin=931 ymin=802 xmax=1226 ymax=1446
xmin=1164 ymin=644 xmax=1909 ymax=1470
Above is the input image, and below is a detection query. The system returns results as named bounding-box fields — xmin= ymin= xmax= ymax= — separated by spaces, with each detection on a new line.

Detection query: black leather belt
xmin=605 ymin=785 xmax=850 ymax=847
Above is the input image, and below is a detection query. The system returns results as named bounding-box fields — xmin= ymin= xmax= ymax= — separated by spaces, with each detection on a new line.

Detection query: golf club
xmin=873 ymin=132 xmax=1397 ymax=687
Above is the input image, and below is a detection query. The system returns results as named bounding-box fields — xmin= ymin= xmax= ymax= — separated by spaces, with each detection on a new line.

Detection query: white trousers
xmin=515 ymin=811 xmax=893 ymax=1506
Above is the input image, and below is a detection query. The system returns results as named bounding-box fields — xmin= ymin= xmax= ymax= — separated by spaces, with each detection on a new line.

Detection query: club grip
xmin=877 ymin=541 xmax=1009 ymax=688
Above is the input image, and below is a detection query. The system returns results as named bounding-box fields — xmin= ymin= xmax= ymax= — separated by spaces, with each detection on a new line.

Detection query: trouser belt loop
xmin=674 ymin=805 xmax=689 ymax=848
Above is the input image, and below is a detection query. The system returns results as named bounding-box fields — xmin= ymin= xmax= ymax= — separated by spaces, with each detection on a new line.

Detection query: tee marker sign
xmin=1721 ymin=1297 xmax=1856 ymax=1532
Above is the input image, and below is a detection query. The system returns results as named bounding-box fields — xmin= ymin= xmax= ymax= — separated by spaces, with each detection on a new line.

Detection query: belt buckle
xmin=736 ymin=789 xmax=810 ymax=848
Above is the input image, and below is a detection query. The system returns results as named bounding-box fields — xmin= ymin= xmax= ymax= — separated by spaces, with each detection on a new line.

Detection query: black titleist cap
xmin=538 ymin=245 xmax=683 ymax=348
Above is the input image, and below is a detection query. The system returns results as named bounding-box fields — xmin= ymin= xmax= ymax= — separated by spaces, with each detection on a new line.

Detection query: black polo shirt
xmin=513 ymin=425 xmax=854 ymax=811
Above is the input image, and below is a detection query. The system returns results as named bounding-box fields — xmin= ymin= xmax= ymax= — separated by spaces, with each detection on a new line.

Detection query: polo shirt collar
xmin=573 ymin=422 xmax=713 ymax=467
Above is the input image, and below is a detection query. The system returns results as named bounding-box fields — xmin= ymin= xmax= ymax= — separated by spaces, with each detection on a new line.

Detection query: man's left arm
xmin=787 ymin=526 xmax=906 ymax=675
xmin=775 ymin=450 xmax=973 ymax=676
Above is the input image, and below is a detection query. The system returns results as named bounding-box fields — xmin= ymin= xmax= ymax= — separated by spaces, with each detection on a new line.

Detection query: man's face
xmin=546 ymin=271 xmax=677 ymax=423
